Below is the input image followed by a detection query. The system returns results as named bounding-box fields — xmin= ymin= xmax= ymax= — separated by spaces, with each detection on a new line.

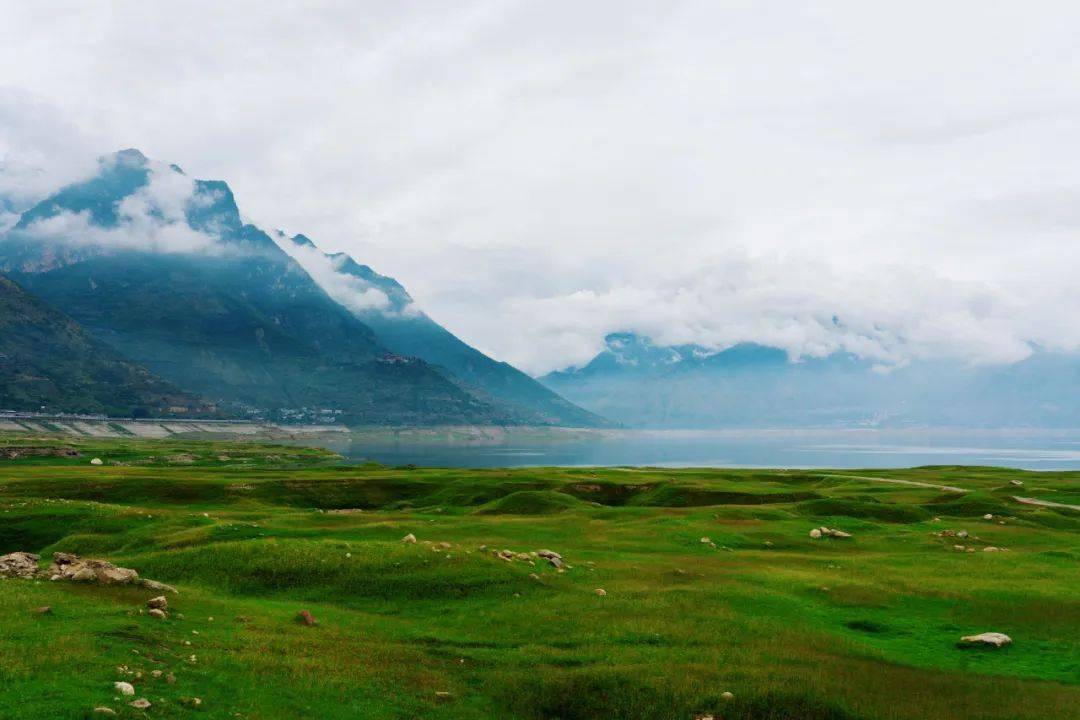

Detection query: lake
xmin=312 ymin=428 xmax=1080 ymax=470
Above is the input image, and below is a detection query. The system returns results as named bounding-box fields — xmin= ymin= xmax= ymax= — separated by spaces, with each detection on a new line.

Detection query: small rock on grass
xmin=721 ymin=691 xmax=734 ymax=700
xmin=130 ymin=698 xmax=151 ymax=709
xmin=147 ymin=596 xmax=168 ymax=610
xmin=148 ymin=608 xmax=167 ymax=620
xmin=93 ymin=708 xmax=117 ymax=716
xmin=959 ymin=632 xmax=1012 ymax=648
xmin=594 ymin=588 xmax=607 ymax=596
xmin=402 ymin=533 xmax=417 ymax=544
xmin=114 ymin=681 xmax=134 ymax=696
xmin=32 ymin=605 xmax=51 ymax=614
xmin=297 ymin=609 xmax=317 ymax=626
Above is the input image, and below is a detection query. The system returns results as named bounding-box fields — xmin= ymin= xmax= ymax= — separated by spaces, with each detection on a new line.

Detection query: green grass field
xmin=0 ymin=434 xmax=1077 ymax=719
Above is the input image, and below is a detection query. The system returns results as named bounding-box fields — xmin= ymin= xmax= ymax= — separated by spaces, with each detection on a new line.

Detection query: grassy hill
xmin=0 ymin=435 xmax=1076 ymax=718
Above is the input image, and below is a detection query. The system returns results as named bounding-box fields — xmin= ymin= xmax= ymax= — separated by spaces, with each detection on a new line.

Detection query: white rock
xmin=721 ymin=691 xmax=734 ymax=700
xmin=809 ymin=529 xmax=822 ymax=539
xmin=129 ymin=698 xmax=151 ymax=710
xmin=402 ymin=533 xmax=417 ymax=544
xmin=983 ymin=514 xmax=994 ymax=520
xmin=90 ymin=458 xmax=103 ymax=466
xmin=960 ymin=632 xmax=1012 ymax=647
xmin=114 ymin=681 xmax=135 ymax=696
xmin=1009 ymin=480 xmax=1023 ymax=486
xmin=594 ymin=588 xmax=607 ymax=596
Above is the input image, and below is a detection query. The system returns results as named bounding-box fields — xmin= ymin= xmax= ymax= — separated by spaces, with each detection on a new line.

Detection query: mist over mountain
xmin=278 ymin=233 xmax=606 ymax=428
xmin=0 ymin=149 xmax=602 ymax=426
xmin=542 ymin=332 xmax=1080 ymax=429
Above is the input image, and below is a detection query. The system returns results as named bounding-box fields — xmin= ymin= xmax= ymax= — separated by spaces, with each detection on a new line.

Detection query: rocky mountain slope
xmin=0 ymin=272 xmax=203 ymax=416
xmin=0 ymin=149 xmax=599 ymax=426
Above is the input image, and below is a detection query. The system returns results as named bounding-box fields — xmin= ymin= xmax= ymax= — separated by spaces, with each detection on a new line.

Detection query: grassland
xmin=0 ymin=434 xmax=1077 ymax=719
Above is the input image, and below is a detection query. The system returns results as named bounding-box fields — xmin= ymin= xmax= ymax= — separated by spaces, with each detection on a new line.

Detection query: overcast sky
xmin=2 ymin=1 xmax=1079 ymax=374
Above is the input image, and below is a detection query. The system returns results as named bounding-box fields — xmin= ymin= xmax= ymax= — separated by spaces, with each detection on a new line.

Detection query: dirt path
xmin=814 ymin=473 xmax=968 ymax=493
xmin=1012 ymin=496 xmax=1080 ymax=511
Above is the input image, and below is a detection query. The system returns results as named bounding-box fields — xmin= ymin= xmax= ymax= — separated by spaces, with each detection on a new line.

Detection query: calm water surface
xmin=317 ymin=429 xmax=1080 ymax=470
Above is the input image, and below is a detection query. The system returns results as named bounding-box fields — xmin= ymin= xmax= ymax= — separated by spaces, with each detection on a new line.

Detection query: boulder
xmin=114 ymin=681 xmax=135 ymax=696
xmin=147 ymin=596 xmax=168 ymax=610
xmin=148 ymin=608 xmax=168 ymax=620
xmin=47 ymin=552 xmax=139 ymax=586
xmin=0 ymin=551 xmax=39 ymax=578
xmin=959 ymin=632 xmax=1012 ymax=648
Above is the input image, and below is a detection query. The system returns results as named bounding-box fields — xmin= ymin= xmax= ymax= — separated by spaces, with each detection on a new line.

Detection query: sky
xmin=1 ymin=1 xmax=1079 ymax=374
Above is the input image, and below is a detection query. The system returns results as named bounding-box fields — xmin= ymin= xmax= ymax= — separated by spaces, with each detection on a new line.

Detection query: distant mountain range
xmin=541 ymin=332 xmax=1080 ymax=428
xmin=0 ymin=149 xmax=605 ymax=427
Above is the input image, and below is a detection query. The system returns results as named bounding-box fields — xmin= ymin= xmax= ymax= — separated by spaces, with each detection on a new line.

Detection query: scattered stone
xmin=983 ymin=546 xmax=1001 ymax=552
xmin=90 ymin=458 xmax=104 ymax=466
xmin=435 ymin=691 xmax=452 ymax=701
xmin=93 ymin=708 xmax=117 ymax=716
xmin=151 ymin=670 xmax=162 ymax=678
xmin=700 ymin=537 xmax=712 ymax=544
xmin=529 ymin=573 xmax=540 ymax=580
xmin=148 ymin=608 xmax=168 ymax=620
xmin=0 ymin=551 xmax=40 ymax=578
xmin=959 ymin=632 xmax=1012 ymax=648
xmin=983 ymin=514 xmax=994 ymax=520
xmin=32 ymin=605 xmax=52 ymax=614
xmin=139 ymin=579 xmax=179 ymax=594
xmin=809 ymin=529 xmax=822 ymax=539
xmin=402 ymin=533 xmax=417 ymax=544
xmin=114 ymin=681 xmax=135 ymax=696
xmin=595 ymin=588 xmax=607 ymax=596
xmin=129 ymin=698 xmax=151 ymax=710
xmin=1010 ymin=480 xmax=1023 ymax=486
xmin=147 ymin=596 xmax=168 ymax=610
xmin=721 ymin=691 xmax=734 ymax=700
xmin=957 ymin=530 xmax=969 ymax=539
xmin=297 ymin=609 xmax=317 ymax=626
xmin=811 ymin=527 xmax=852 ymax=539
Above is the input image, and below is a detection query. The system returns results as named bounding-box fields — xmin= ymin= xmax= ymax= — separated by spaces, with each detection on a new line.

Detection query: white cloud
xmin=2 ymin=2 xmax=1080 ymax=373
xmin=20 ymin=161 xmax=220 ymax=255
xmin=274 ymin=233 xmax=396 ymax=314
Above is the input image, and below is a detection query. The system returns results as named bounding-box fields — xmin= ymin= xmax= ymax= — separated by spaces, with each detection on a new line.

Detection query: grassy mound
xmin=474 ymin=490 xmax=588 ymax=515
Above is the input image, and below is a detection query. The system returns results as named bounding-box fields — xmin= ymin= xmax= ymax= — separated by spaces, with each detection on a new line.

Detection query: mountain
xmin=541 ymin=332 xmax=1080 ymax=428
xmin=280 ymin=234 xmax=607 ymax=428
xmin=0 ymin=149 xmax=527 ymax=425
xmin=0 ymin=271 xmax=203 ymax=416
